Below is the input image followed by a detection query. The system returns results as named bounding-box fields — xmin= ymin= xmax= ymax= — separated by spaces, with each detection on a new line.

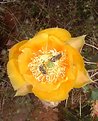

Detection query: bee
xmin=39 ymin=64 xmax=47 ymax=74
xmin=50 ymin=53 xmax=62 ymax=62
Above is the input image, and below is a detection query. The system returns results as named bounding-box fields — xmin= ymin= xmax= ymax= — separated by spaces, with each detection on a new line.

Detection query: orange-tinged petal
xmin=23 ymin=74 xmax=68 ymax=92
xmin=62 ymin=44 xmax=84 ymax=81
xmin=9 ymin=40 xmax=27 ymax=59
xmin=18 ymin=48 xmax=33 ymax=74
xmin=23 ymin=74 xmax=74 ymax=101
xmin=68 ymin=45 xmax=91 ymax=88
xmin=7 ymin=59 xmax=26 ymax=90
xmin=19 ymin=33 xmax=49 ymax=52
xmin=48 ymin=35 xmax=66 ymax=51
xmin=74 ymin=68 xmax=92 ymax=88
xmin=32 ymin=79 xmax=74 ymax=102
xmin=37 ymin=28 xmax=71 ymax=42
xmin=20 ymin=33 xmax=67 ymax=53
xmin=72 ymin=48 xmax=84 ymax=69
xmin=67 ymin=35 xmax=86 ymax=52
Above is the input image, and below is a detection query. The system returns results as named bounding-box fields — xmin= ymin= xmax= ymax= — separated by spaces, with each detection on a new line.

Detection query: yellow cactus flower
xmin=7 ymin=28 xmax=91 ymax=102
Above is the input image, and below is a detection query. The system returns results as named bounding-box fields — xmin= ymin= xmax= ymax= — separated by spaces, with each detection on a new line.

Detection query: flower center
xmin=28 ymin=49 xmax=66 ymax=83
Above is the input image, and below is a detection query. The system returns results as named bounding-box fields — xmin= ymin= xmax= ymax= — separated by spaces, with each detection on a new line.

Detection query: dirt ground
xmin=0 ymin=0 xmax=98 ymax=121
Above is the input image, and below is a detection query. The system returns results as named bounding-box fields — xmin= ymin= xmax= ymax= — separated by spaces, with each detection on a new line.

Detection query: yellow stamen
xmin=28 ymin=49 xmax=66 ymax=83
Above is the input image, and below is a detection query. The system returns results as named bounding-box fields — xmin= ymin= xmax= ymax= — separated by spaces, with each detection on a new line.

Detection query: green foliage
xmin=82 ymin=85 xmax=90 ymax=93
xmin=83 ymin=86 xmax=98 ymax=100
xmin=90 ymin=88 xmax=98 ymax=100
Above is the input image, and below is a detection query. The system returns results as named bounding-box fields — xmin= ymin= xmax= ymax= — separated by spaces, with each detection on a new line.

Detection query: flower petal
xmin=19 ymin=33 xmax=67 ymax=53
xmin=15 ymin=84 xmax=33 ymax=96
xmin=69 ymin=45 xmax=91 ymax=88
xmin=32 ymin=79 xmax=74 ymax=102
xmin=9 ymin=40 xmax=28 ymax=59
xmin=19 ymin=33 xmax=49 ymax=52
xmin=37 ymin=28 xmax=71 ymax=42
xmin=23 ymin=73 xmax=75 ymax=102
xmin=18 ymin=48 xmax=33 ymax=74
xmin=7 ymin=59 xmax=26 ymax=90
xmin=23 ymin=74 xmax=66 ymax=92
xmin=74 ymin=68 xmax=92 ymax=88
xmin=67 ymin=35 xmax=86 ymax=52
